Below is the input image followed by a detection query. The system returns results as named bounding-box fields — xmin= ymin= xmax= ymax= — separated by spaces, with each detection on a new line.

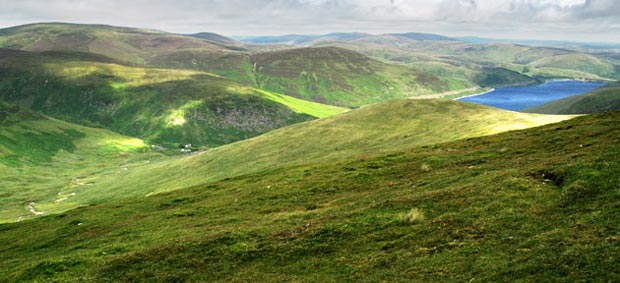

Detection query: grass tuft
xmin=399 ymin=208 xmax=425 ymax=224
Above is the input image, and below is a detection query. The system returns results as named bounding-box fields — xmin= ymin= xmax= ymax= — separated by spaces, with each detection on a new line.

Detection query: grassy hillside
xmin=7 ymin=99 xmax=573 ymax=220
xmin=0 ymin=24 xmax=482 ymax=106
xmin=308 ymin=35 xmax=620 ymax=84
xmin=0 ymin=101 xmax=154 ymax=223
xmin=0 ymin=23 xmax=231 ymax=65
xmin=0 ymin=49 xmax=346 ymax=148
xmin=473 ymin=67 xmax=541 ymax=87
xmin=250 ymin=47 xmax=474 ymax=106
xmin=529 ymin=53 xmax=619 ymax=80
xmin=0 ymin=111 xmax=617 ymax=282
xmin=146 ymin=49 xmax=256 ymax=85
xmin=526 ymin=84 xmax=620 ymax=114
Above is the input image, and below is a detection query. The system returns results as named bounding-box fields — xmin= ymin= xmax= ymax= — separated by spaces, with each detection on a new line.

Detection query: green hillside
xmin=0 ymin=23 xmax=231 ymax=64
xmin=529 ymin=53 xmax=619 ymax=80
xmin=473 ymin=67 xmax=541 ymax=87
xmin=0 ymin=101 xmax=153 ymax=222
xmin=250 ymin=47 xmax=474 ymax=106
xmin=0 ymin=49 xmax=346 ymax=148
xmin=146 ymin=49 xmax=256 ymax=85
xmin=3 ymin=99 xmax=573 ymax=221
xmin=0 ymin=110 xmax=617 ymax=282
xmin=0 ymin=24 xmax=486 ymax=107
xmin=309 ymin=37 xmax=620 ymax=84
xmin=526 ymin=84 xmax=620 ymax=114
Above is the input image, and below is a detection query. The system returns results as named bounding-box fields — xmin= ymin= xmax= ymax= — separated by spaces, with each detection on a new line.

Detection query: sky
xmin=0 ymin=0 xmax=619 ymax=42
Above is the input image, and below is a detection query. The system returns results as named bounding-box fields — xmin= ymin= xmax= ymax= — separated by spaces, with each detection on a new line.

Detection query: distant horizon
xmin=1 ymin=0 xmax=619 ymax=44
xmin=2 ymin=21 xmax=620 ymax=47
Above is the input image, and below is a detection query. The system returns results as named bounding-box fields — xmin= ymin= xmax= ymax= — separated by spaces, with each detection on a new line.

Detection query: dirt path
xmin=409 ymin=87 xmax=481 ymax=100
xmin=27 ymin=202 xmax=44 ymax=216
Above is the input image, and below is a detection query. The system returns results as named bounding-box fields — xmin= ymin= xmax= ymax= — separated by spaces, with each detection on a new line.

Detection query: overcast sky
xmin=1 ymin=0 xmax=619 ymax=42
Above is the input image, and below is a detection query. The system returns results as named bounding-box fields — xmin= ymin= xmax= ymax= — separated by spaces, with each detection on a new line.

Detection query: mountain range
xmin=0 ymin=22 xmax=619 ymax=282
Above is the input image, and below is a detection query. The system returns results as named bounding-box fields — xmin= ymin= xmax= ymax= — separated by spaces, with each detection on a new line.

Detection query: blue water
xmin=458 ymin=80 xmax=605 ymax=111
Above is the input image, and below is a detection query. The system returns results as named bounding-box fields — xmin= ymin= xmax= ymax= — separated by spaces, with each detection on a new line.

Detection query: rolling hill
xmin=0 ymin=48 xmax=346 ymax=148
xmin=1 ymin=99 xmax=574 ymax=222
xmin=0 ymin=109 xmax=617 ymax=282
xmin=0 ymin=24 xmax=481 ymax=106
xmin=0 ymin=23 xmax=233 ymax=64
xmin=295 ymin=33 xmax=620 ymax=84
xmin=526 ymin=84 xmax=620 ymax=114
xmin=249 ymin=47 xmax=475 ymax=106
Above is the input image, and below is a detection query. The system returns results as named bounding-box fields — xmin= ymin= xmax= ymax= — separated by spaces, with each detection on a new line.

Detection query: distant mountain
xmin=187 ymin=32 xmax=242 ymax=46
xmin=317 ymin=36 xmax=620 ymax=83
xmin=234 ymin=32 xmax=371 ymax=46
xmin=459 ymin=36 xmax=620 ymax=50
xmin=0 ymin=23 xmax=236 ymax=64
xmin=388 ymin=32 xmax=459 ymax=41
xmin=525 ymin=83 xmax=620 ymax=114
xmin=234 ymin=34 xmax=316 ymax=45
xmin=235 ymin=32 xmax=456 ymax=46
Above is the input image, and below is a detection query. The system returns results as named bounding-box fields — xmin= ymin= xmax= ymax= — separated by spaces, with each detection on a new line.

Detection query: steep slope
xmin=10 ymin=99 xmax=573 ymax=219
xmin=0 ymin=111 xmax=617 ymax=282
xmin=0 ymin=49 xmax=346 ymax=148
xmin=0 ymin=101 xmax=152 ymax=222
xmin=526 ymin=84 xmax=620 ymax=114
xmin=250 ymin=47 xmax=474 ymax=106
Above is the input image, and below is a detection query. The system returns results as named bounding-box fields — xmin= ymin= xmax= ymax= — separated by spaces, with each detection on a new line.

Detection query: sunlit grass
xmin=253 ymin=88 xmax=349 ymax=118
xmin=42 ymin=62 xmax=217 ymax=88
xmin=165 ymin=100 xmax=204 ymax=127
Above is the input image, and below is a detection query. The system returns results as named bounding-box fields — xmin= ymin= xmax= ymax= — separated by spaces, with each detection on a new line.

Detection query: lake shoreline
xmin=456 ymin=80 xmax=605 ymax=111
xmin=453 ymin=88 xmax=495 ymax=100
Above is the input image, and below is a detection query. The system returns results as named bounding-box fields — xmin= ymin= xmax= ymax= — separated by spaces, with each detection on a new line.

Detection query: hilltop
xmin=0 ymin=109 xmax=617 ymax=282
xmin=0 ymin=23 xmax=234 ymax=64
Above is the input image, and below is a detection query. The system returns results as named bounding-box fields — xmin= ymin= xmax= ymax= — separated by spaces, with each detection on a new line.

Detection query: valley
xmin=0 ymin=20 xmax=619 ymax=282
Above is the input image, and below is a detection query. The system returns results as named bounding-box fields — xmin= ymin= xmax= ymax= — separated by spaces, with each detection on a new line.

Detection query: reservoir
xmin=458 ymin=80 xmax=605 ymax=111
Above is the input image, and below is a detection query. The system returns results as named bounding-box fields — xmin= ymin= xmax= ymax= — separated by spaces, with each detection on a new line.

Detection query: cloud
xmin=0 ymin=0 xmax=618 ymax=42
